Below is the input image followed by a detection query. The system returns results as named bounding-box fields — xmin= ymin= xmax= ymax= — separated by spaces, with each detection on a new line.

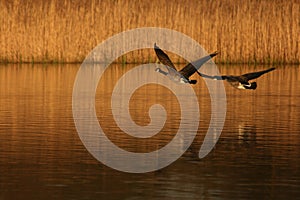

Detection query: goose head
xmin=155 ymin=68 xmax=168 ymax=76
xmin=189 ymin=80 xmax=197 ymax=84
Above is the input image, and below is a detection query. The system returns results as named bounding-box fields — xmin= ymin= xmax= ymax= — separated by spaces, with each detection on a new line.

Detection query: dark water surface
xmin=0 ymin=64 xmax=299 ymax=199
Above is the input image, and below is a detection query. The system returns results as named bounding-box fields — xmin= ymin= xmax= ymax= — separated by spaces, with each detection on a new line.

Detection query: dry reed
xmin=0 ymin=0 xmax=299 ymax=64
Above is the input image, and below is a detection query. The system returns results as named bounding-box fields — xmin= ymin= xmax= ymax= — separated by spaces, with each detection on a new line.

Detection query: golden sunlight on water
xmin=0 ymin=64 xmax=299 ymax=199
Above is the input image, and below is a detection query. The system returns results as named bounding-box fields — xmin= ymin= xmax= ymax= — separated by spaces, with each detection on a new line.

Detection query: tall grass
xmin=0 ymin=0 xmax=299 ymax=64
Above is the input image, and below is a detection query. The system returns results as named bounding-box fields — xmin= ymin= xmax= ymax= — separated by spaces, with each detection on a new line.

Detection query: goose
xmin=197 ymin=67 xmax=276 ymax=90
xmin=154 ymin=43 xmax=218 ymax=84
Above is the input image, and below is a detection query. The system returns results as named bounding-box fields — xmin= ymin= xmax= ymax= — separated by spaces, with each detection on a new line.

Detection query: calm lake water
xmin=0 ymin=63 xmax=299 ymax=199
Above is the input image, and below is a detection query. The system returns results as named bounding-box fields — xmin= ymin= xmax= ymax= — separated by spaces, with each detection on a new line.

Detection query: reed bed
xmin=0 ymin=0 xmax=299 ymax=64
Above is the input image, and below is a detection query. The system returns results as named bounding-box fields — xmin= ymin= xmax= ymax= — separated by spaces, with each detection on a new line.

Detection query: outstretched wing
xmin=241 ymin=67 xmax=276 ymax=81
xmin=196 ymin=72 xmax=226 ymax=80
xmin=197 ymin=71 xmax=249 ymax=85
xmin=179 ymin=51 xmax=218 ymax=79
xmin=154 ymin=43 xmax=177 ymax=71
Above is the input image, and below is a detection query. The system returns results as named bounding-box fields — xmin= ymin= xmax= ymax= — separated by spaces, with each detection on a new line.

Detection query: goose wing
xmin=196 ymin=72 xmax=226 ymax=80
xmin=197 ymin=72 xmax=249 ymax=85
xmin=154 ymin=43 xmax=177 ymax=71
xmin=241 ymin=67 xmax=276 ymax=81
xmin=179 ymin=51 xmax=218 ymax=79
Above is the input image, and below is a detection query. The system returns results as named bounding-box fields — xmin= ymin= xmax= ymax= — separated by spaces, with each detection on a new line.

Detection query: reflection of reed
xmin=1 ymin=0 xmax=299 ymax=63
xmin=1 ymin=64 xmax=300 ymax=197
xmin=96 ymin=63 xmax=193 ymax=153
xmin=0 ymin=64 xmax=81 ymax=169
xmin=0 ymin=64 xmax=299 ymax=161
xmin=94 ymin=64 xmax=300 ymax=154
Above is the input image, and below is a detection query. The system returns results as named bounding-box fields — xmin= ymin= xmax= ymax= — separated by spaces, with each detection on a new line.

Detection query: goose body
xmin=155 ymin=67 xmax=190 ymax=84
xmin=154 ymin=43 xmax=218 ymax=84
xmin=198 ymin=68 xmax=275 ymax=90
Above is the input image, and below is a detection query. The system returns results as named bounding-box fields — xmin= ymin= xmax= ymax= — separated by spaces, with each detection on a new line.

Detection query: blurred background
xmin=1 ymin=0 xmax=299 ymax=64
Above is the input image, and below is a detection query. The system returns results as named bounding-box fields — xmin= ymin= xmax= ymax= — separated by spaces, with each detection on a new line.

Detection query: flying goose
xmin=197 ymin=67 xmax=276 ymax=90
xmin=154 ymin=43 xmax=218 ymax=84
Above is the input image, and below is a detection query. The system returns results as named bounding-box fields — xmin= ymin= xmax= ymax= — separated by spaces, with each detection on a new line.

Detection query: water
xmin=0 ymin=64 xmax=299 ymax=199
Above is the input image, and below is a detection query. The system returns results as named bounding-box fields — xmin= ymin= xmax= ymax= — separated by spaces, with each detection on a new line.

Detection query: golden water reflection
xmin=0 ymin=63 xmax=299 ymax=199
